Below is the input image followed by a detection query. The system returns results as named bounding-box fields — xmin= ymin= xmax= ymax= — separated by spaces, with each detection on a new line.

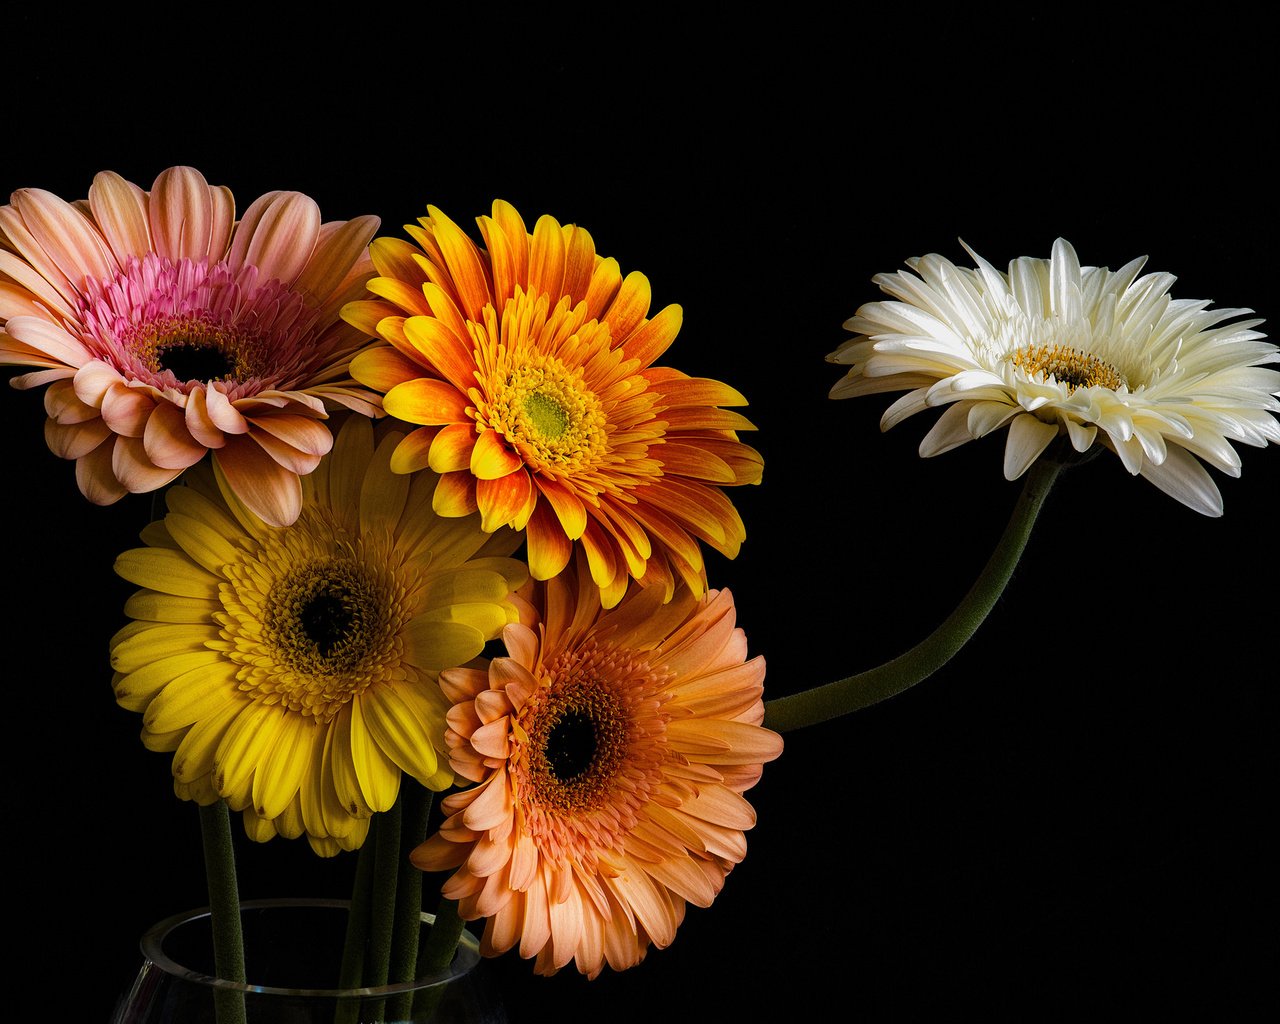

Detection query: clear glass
xmin=111 ymin=897 xmax=506 ymax=1023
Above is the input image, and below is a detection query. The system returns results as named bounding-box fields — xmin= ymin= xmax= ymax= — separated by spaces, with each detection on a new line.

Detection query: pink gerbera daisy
xmin=412 ymin=557 xmax=783 ymax=977
xmin=0 ymin=166 xmax=382 ymax=525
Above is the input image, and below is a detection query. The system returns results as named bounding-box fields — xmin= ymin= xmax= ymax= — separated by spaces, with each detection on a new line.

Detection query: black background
xmin=6 ymin=11 xmax=1274 ymax=1021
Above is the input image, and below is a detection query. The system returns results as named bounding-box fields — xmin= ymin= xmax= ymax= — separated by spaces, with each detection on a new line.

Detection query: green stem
xmin=198 ymin=801 xmax=247 ymax=1024
xmin=386 ymin=784 xmax=434 ymax=1020
xmin=763 ymin=458 xmax=1063 ymax=732
xmin=362 ymin=799 xmax=403 ymax=1021
xmin=412 ymin=898 xmax=466 ymax=1018
xmin=335 ymin=833 xmax=375 ymax=1024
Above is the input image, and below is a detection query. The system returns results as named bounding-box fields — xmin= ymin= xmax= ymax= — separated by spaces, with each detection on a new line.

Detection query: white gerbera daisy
xmin=828 ymin=238 xmax=1280 ymax=515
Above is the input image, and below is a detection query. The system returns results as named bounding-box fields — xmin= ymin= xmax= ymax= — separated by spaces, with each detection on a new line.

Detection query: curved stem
xmin=198 ymin=800 xmax=247 ymax=1024
xmin=763 ymin=458 xmax=1062 ymax=732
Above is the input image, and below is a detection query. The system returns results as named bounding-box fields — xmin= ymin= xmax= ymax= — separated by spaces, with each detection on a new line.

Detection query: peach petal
xmin=183 ymin=387 xmax=227 ymax=449
xmin=293 ymin=216 xmax=380 ymax=303
xmin=149 ymin=166 xmax=217 ymax=261
xmin=0 ymin=249 xmax=75 ymax=318
xmin=87 ymin=171 xmax=152 ymax=265
xmin=6 ymin=316 xmax=92 ymax=370
xmin=13 ymin=187 xmax=117 ymax=286
xmin=44 ymin=379 xmax=97 ymax=424
xmin=144 ymin=402 xmax=208 ymax=470
xmin=214 ymin=438 xmax=303 ymax=527
xmin=112 ymin=434 xmax=184 ymax=493
xmin=100 ymin=383 xmax=154 ymax=437
xmin=203 ymin=386 xmax=249 ymax=434
xmin=45 ymin=415 xmax=110 ymax=459
xmin=229 ymin=192 xmax=321 ymax=286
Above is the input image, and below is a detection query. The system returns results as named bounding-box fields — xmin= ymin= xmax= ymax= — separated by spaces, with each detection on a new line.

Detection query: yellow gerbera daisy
xmin=411 ymin=556 xmax=783 ymax=977
xmin=110 ymin=414 xmax=527 ymax=855
xmin=342 ymin=201 xmax=763 ymax=607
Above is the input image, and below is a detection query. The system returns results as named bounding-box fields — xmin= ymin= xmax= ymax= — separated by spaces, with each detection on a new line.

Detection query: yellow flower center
xmin=1009 ymin=342 xmax=1128 ymax=393
xmin=216 ymin=511 xmax=413 ymax=723
xmin=489 ymin=358 xmax=608 ymax=472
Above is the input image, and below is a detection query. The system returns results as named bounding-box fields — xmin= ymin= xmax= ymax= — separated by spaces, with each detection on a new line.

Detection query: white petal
xmin=1002 ymin=415 xmax=1059 ymax=479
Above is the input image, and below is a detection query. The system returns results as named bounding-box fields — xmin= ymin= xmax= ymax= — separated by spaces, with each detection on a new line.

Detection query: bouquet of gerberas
xmin=2 ymin=167 xmax=1276 ymax=1023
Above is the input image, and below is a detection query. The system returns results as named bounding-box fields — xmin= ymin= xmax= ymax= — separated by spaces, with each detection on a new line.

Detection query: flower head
xmin=411 ymin=557 xmax=782 ymax=977
xmin=0 ymin=166 xmax=384 ymax=526
xmin=828 ymin=238 xmax=1280 ymax=514
xmin=342 ymin=201 xmax=762 ymax=606
xmin=110 ymin=414 xmax=527 ymax=855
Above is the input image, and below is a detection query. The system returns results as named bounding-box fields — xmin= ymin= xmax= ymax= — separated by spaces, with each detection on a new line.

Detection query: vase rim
xmin=139 ymin=896 xmax=481 ymax=997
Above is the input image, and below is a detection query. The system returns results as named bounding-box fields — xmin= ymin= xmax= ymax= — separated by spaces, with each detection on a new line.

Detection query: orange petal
xmin=350 ymin=346 xmax=423 ymax=393
xmin=426 ymin=205 xmax=492 ymax=321
xmin=476 ymin=469 xmax=534 ymax=533
xmin=433 ymin=471 xmax=479 ymax=518
xmin=534 ymin=476 xmax=587 ymax=540
xmin=390 ymin=426 xmax=439 ymax=474
xmin=404 ymin=315 xmax=480 ymax=392
xmin=528 ymin=214 xmax=566 ymax=301
xmin=383 ymin=377 xmax=470 ymax=426
xmin=621 ymin=303 xmax=681 ymax=367
xmin=428 ymin=422 xmax=478 ymax=473
xmin=525 ymin=500 xmax=573 ymax=580
xmin=470 ymin=428 xmax=523 ymax=480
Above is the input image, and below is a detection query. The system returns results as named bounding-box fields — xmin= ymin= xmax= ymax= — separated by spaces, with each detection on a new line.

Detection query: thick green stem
xmin=412 ymin=898 xmax=466 ymax=1018
xmin=763 ymin=458 xmax=1062 ymax=732
xmin=335 ymin=834 xmax=375 ymax=1024
xmin=386 ymin=784 xmax=434 ymax=1020
xmin=362 ymin=799 xmax=403 ymax=1021
xmin=198 ymin=800 xmax=247 ymax=1024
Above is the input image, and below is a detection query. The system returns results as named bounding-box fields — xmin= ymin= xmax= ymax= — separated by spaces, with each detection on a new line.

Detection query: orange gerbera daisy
xmin=343 ymin=201 xmax=762 ymax=607
xmin=0 ymin=166 xmax=382 ymax=526
xmin=411 ymin=557 xmax=782 ymax=977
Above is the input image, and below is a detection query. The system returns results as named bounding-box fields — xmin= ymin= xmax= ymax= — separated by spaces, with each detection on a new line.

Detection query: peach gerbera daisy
xmin=0 ymin=166 xmax=383 ymax=526
xmin=111 ymin=414 xmax=527 ymax=855
xmin=410 ymin=557 xmax=782 ymax=977
xmin=343 ymin=201 xmax=763 ymax=607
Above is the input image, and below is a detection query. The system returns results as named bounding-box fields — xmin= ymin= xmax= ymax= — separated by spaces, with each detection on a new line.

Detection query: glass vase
xmin=111 ymin=897 xmax=506 ymax=1023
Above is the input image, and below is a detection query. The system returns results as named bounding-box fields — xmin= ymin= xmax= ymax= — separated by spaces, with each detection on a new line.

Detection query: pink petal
xmin=228 ymin=191 xmax=321 ymax=287
xmin=148 ymin=166 xmax=217 ymax=262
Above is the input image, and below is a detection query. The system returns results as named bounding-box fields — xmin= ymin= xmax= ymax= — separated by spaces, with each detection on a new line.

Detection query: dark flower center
xmin=156 ymin=340 xmax=238 ymax=383
xmin=300 ymin=588 xmax=358 ymax=658
xmin=546 ymin=710 xmax=597 ymax=782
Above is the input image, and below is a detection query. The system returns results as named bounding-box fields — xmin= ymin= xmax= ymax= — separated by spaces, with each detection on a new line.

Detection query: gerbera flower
xmin=828 ymin=238 xmax=1280 ymax=514
xmin=342 ymin=201 xmax=762 ymax=606
xmin=411 ymin=557 xmax=783 ymax=977
xmin=110 ymin=414 xmax=527 ymax=855
xmin=0 ymin=166 xmax=383 ymax=526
